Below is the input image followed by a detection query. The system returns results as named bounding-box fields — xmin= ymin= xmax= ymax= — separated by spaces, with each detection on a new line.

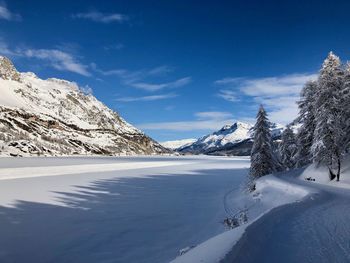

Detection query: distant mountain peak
xmin=220 ymin=124 xmax=232 ymax=131
xmin=161 ymin=138 xmax=197 ymax=150
xmin=178 ymin=121 xmax=285 ymax=156
xmin=0 ymin=56 xmax=20 ymax=81
xmin=219 ymin=121 xmax=251 ymax=131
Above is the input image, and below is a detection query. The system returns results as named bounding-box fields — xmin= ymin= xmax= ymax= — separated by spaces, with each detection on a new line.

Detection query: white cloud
xmin=115 ymin=93 xmax=177 ymax=102
xmin=23 ymin=49 xmax=90 ymax=76
xmin=137 ymin=111 xmax=235 ymax=131
xmin=239 ymin=74 xmax=318 ymax=97
xmin=98 ymin=68 xmax=128 ymax=77
xmin=194 ymin=111 xmax=232 ymax=120
xmin=217 ymin=89 xmax=238 ymax=102
xmin=0 ymin=3 xmax=21 ymax=21
xmin=72 ymin=11 xmax=128 ymax=23
xmin=94 ymin=65 xmax=162 ymax=79
xmin=147 ymin=65 xmax=173 ymax=76
xmin=0 ymin=40 xmax=90 ymax=76
xmin=215 ymin=73 xmax=317 ymax=124
xmin=214 ymin=77 xmax=243 ymax=85
xmin=131 ymin=77 xmax=191 ymax=91
xmin=0 ymin=39 xmax=16 ymax=56
xmin=93 ymin=63 xmax=191 ymax=91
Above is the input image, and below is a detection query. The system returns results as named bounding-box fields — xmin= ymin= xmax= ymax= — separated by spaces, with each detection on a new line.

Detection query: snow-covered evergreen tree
xmin=341 ymin=63 xmax=350 ymax=151
xmin=250 ymin=105 xmax=274 ymax=179
xmin=312 ymin=52 xmax=345 ymax=181
xmin=295 ymin=80 xmax=317 ymax=167
xmin=280 ymin=125 xmax=297 ymax=170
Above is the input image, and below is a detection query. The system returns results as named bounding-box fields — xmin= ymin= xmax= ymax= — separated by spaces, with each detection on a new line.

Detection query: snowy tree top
xmin=321 ymin=51 xmax=341 ymax=70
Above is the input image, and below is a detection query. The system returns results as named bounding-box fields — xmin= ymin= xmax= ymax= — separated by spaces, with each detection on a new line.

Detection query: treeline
xmin=250 ymin=52 xmax=350 ymax=185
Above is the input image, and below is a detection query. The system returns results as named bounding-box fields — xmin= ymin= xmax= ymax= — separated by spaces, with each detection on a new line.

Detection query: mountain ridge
xmin=177 ymin=121 xmax=285 ymax=156
xmin=0 ymin=56 xmax=170 ymax=156
xmin=160 ymin=138 xmax=197 ymax=150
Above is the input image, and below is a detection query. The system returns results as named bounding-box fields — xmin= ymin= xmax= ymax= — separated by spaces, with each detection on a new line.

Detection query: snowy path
xmin=0 ymin=156 xmax=250 ymax=263
xmin=221 ymin=177 xmax=350 ymax=263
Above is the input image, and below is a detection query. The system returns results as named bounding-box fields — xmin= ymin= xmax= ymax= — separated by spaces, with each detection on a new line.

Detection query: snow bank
xmin=300 ymin=155 xmax=350 ymax=189
xmin=255 ymin=175 xmax=311 ymax=207
xmin=171 ymin=174 xmax=312 ymax=263
xmin=170 ymin=226 xmax=246 ymax=263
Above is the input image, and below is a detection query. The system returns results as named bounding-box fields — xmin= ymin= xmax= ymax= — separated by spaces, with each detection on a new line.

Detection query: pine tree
xmin=341 ymin=63 xmax=350 ymax=150
xmin=312 ymin=52 xmax=345 ymax=181
xmin=295 ymin=81 xmax=317 ymax=167
xmin=250 ymin=105 xmax=274 ymax=179
xmin=280 ymin=125 xmax=297 ymax=170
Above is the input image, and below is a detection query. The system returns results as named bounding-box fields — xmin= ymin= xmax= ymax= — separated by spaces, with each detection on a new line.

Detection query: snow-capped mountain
xmin=179 ymin=121 xmax=285 ymax=156
xmin=0 ymin=56 xmax=170 ymax=156
xmin=161 ymin=138 xmax=197 ymax=150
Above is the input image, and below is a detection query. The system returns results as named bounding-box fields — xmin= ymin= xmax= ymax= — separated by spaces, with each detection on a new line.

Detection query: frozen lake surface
xmin=0 ymin=156 xmax=249 ymax=263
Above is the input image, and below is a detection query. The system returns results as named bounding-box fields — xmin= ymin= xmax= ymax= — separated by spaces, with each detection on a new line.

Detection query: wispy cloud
xmin=0 ymin=2 xmax=21 ymax=21
xmin=116 ymin=93 xmax=177 ymax=102
xmin=217 ymin=89 xmax=238 ymax=102
xmin=95 ymin=68 xmax=128 ymax=77
xmin=214 ymin=77 xmax=244 ymax=85
xmin=23 ymin=49 xmax=90 ymax=76
xmin=130 ymin=77 xmax=191 ymax=91
xmin=72 ymin=11 xmax=128 ymax=24
xmin=137 ymin=111 xmax=235 ymax=131
xmin=93 ymin=63 xmax=191 ymax=91
xmin=0 ymin=40 xmax=90 ymax=76
xmin=103 ymin=44 xmax=124 ymax=51
xmin=215 ymin=73 xmax=317 ymax=124
xmin=239 ymin=74 xmax=317 ymax=97
xmin=93 ymin=64 xmax=169 ymax=78
xmin=147 ymin=66 xmax=173 ymax=76
xmin=0 ymin=38 xmax=16 ymax=56
xmin=194 ymin=111 xmax=232 ymax=120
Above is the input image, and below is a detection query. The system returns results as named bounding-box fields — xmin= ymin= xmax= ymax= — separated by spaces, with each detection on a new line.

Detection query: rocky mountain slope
xmin=0 ymin=56 xmax=170 ymax=156
xmin=178 ymin=121 xmax=285 ymax=156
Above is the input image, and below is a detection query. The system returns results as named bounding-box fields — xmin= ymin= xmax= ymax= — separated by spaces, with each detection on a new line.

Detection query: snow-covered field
xmin=0 ymin=155 xmax=250 ymax=263
xmin=1 ymin=155 xmax=349 ymax=263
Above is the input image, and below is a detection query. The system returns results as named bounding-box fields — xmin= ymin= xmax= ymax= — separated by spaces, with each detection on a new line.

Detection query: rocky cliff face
xmin=0 ymin=56 xmax=170 ymax=156
xmin=0 ymin=56 xmax=21 ymax=81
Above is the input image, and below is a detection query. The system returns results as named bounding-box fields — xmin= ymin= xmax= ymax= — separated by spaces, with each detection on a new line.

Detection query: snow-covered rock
xmin=0 ymin=56 xmax=170 ymax=156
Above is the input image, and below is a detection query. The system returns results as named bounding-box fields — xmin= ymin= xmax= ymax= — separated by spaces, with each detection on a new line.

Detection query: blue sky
xmin=1 ymin=0 xmax=350 ymax=141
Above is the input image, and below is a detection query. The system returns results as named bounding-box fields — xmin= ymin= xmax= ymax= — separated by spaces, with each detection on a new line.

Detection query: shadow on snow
xmin=0 ymin=167 xmax=248 ymax=263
